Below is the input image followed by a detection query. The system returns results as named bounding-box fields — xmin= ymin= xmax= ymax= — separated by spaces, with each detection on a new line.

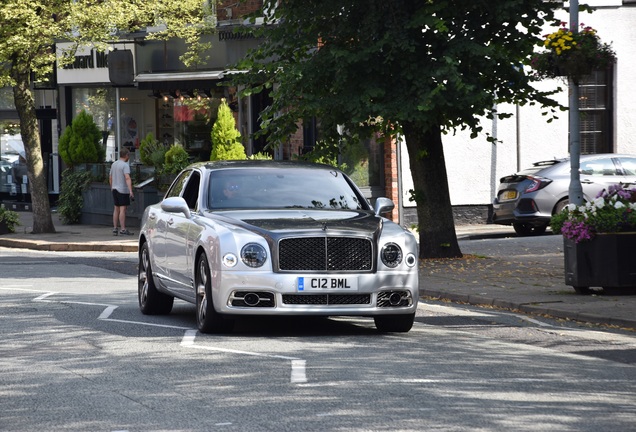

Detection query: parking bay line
xmin=6 ymin=288 xmax=308 ymax=385
xmin=181 ymin=330 xmax=308 ymax=383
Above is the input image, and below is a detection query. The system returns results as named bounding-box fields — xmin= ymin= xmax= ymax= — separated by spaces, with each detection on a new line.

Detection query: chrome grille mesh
xmin=278 ymin=237 xmax=373 ymax=271
xmin=282 ymin=294 xmax=371 ymax=305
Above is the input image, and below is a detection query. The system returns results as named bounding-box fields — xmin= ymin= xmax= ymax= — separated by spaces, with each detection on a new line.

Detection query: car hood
xmin=207 ymin=209 xmax=383 ymax=237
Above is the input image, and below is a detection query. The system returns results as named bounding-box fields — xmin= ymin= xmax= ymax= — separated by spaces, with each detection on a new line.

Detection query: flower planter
xmin=80 ymin=182 xmax=162 ymax=227
xmin=563 ymin=233 xmax=636 ymax=294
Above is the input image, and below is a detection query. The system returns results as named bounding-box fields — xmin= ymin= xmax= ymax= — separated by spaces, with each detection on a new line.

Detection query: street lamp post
xmin=568 ymin=0 xmax=584 ymax=206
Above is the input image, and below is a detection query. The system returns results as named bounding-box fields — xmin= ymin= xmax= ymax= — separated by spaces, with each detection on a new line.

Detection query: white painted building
xmin=401 ymin=1 xmax=636 ymax=223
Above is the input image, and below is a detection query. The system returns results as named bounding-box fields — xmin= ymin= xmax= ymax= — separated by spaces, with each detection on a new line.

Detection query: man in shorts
xmin=109 ymin=148 xmax=135 ymax=235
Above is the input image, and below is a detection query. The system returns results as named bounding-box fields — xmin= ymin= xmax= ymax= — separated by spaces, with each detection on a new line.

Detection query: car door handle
xmin=581 ymin=179 xmax=594 ymax=184
xmin=167 ymin=218 xmax=175 ymax=226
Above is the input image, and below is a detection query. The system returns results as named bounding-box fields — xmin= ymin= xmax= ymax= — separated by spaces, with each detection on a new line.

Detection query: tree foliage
xmin=210 ymin=99 xmax=246 ymax=160
xmin=232 ymin=0 xmax=564 ymax=258
xmin=163 ymin=144 xmax=190 ymax=174
xmin=139 ymin=132 xmax=168 ymax=170
xmin=57 ymin=168 xmax=92 ymax=225
xmin=58 ymin=111 xmax=105 ymax=167
xmin=0 ymin=0 xmax=217 ymax=233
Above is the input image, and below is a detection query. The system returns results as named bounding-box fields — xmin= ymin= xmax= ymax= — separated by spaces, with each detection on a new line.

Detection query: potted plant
xmin=550 ymin=184 xmax=636 ymax=294
xmin=210 ymin=98 xmax=246 ymax=161
xmin=0 ymin=206 xmax=20 ymax=234
xmin=531 ymin=23 xmax=615 ymax=84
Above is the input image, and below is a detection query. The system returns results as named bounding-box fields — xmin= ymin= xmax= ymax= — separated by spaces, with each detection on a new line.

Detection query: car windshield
xmin=208 ymin=167 xmax=366 ymax=211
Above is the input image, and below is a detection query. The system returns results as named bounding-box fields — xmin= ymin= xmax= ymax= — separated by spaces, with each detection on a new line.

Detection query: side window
xmin=165 ymin=171 xmax=191 ymax=198
xmin=579 ymin=158 xmax=618 ymax=176
xmin=182 ymin=171 xmax=200 ymax=210
xmin=618 ymin=157 xmax=636 ymax=176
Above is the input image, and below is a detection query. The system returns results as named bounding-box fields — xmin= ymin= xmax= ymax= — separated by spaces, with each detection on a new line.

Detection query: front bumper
xmin=212 ymin=270 xmax=419 ymax=316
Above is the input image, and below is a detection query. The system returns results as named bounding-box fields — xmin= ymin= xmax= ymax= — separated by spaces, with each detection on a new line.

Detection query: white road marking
xmin=35 ymin=292 xmax=57 ymax=301
xmin=419 ymin=301 xmax=636 ymax=343
xmin=182 ymin=331 xmax=299 ymax=360
xmin=291 ymin=359 xmax=307 ymax=384
xmin=181 ymin=330 xmax=307 ymax=383
xmin=1 ymin=287 xmax=309 ymax=384
xmin=98 ymin=305 xmax=118 ymax=320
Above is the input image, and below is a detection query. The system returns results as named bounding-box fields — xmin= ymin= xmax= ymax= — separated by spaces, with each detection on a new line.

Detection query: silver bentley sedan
xmin=137 ymin=160 xmax=419 ymax=333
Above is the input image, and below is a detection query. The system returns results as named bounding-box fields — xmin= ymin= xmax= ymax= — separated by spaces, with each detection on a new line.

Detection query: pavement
xmin=1 ymin=209 xmax=635 ymax=332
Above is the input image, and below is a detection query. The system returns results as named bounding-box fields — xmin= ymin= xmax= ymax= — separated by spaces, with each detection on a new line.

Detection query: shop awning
xmin=135 ymin=70 xmax=226 ymax=90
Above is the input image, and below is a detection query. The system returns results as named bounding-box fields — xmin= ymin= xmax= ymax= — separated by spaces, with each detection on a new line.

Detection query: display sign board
xmin=56 ymin=42 xmax=135 ymax=85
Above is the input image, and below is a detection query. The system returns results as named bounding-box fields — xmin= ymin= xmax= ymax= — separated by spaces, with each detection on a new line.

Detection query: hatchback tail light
xmin=524 ymin=176 xmax=552 ymax=193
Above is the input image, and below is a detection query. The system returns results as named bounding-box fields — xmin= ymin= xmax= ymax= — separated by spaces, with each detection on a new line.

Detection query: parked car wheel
xmin=374 ymin=313 xmax=415 ymax=332
xmin=196 ymin=253 xmax=233 ymax=334
xmin=554 ymin=198 xmax=569 ymax=215
xmin=513 ymin=222 xmax=548 ymax=236
xmin=138 ymin=243 xmax=174 ymax=315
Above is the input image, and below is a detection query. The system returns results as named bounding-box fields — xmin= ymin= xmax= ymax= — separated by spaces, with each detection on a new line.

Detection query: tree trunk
xmin=402 ymin=122 xmax=462 ymax=259
xmin=12 ymin=66 xmax=56 ymax=234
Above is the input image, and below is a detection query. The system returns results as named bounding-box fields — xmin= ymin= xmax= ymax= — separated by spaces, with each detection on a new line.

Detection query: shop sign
xmin=56 ymin=42 xmax=135 ymax=84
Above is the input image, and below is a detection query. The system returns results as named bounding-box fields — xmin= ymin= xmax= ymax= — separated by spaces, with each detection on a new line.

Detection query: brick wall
xmin=383 ymin=136 xmax=399 ymax=222
xmin=285 ymin=127 xmax=304 ymax=159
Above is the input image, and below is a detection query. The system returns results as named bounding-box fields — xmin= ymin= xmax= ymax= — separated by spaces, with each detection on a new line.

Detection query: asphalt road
xmin=1 ymin=246 xmax=636 ymax=431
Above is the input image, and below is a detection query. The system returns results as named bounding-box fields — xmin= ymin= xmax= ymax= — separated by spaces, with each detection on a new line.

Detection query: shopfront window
xmin=158 ymin=94 xmax=220 ymax=161
xmin=1 ymin=88 xmax=23 ymax=195
xmin=72 ymin=88 xmax=116 ymax=132
xmin=71 ymin=87 xmax=117 ymax=159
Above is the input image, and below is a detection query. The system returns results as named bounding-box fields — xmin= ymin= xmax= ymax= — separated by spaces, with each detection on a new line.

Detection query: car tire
xmin=374 ymin=313 xmax=415 ymax=333
xmin=513 ymin=222 xmax=548 ymax=236
xmin=554 ymin=198 xmax=569 ymax=214
xmin=196 ymin=253 xmax=233 ymax=334
xmin=138 ymin=242 xmax=174 ymax=315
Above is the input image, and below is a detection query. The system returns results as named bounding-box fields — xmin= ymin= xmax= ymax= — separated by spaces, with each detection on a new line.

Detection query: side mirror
xmin=374 ymin=197 xmax=395 ymax=216
xmin=161 ymin=196 xmax=191 ymax=219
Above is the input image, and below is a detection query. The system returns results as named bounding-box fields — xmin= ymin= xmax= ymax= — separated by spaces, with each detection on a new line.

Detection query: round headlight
xmin=381 ymin=243 xmax=403 ymax=268
xmin=241 ymin=243 xmax=268 ymax=268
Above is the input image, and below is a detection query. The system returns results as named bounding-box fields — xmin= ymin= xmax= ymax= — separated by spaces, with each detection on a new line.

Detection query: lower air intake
xmin=282 ymin=294 xmax=371 ymax=305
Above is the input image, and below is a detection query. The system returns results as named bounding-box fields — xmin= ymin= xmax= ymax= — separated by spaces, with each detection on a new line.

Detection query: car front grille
xmin=278 ymin=237 xmax=373 ymax=271
xmin=282 ymin=294 xmax=371 ymax=305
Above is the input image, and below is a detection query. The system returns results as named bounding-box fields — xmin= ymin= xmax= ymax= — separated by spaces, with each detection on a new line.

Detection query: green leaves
xmin=58 ymin=111 xmax=104 ymax=167
xmin=210 ymin=99 xmax=246 ymax=161
xmin=231 ymin=0 xmax=562 ymax=147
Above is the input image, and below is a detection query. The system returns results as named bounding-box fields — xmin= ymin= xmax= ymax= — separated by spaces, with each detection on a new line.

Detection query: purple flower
xmin=561 ymin=220 xmax=594 ymax=243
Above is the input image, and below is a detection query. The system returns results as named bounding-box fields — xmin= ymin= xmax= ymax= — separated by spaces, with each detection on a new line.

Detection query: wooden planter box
xmin=563 ymin=233 xmax=636 ymax=293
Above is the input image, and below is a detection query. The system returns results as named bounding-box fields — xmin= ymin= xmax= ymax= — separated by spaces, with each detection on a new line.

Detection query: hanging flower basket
xmin=531 ymin=23 xmax=615 ymax=84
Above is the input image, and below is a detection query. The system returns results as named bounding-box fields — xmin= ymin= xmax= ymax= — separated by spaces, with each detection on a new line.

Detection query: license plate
xmin=297 ymin=277 xmax=358 ymax=291
xmin=501 ymin=190 xmax=517 ymax=201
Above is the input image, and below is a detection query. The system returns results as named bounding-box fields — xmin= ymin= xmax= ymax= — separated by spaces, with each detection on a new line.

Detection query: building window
xmin=578 ymin=67 xmax=613 ymax=154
